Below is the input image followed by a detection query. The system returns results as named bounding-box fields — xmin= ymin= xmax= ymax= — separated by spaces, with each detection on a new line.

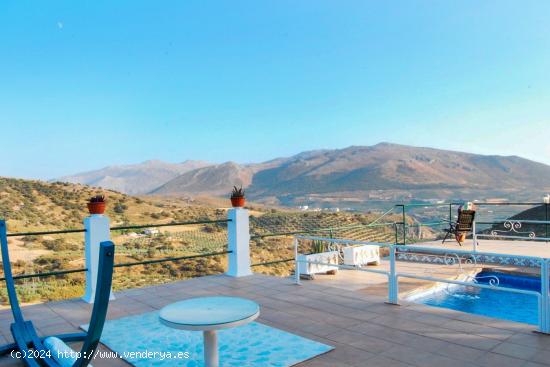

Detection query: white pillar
xmin=472 ymin=220 xmax=478 ymax=252
xmin=388 ymin=246 xmax=399 ymax=305
xmin=226 ymin=208 xmax=252 ymax=277
xmin=294 ymin=237 xmax=301 ymax=285
xmin=82 ymin=214 xmax=115 ymax=303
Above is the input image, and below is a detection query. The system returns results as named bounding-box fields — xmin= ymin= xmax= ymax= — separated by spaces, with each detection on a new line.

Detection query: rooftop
xmin=2 ymin=273 xmax=549 ymax=367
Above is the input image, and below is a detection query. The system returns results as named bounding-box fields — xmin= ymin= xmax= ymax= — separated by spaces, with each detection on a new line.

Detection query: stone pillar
xmin=82 ymin=214 xmax=115 ymax=303
xmin=226 ymin=208 xmax=252 ymax=277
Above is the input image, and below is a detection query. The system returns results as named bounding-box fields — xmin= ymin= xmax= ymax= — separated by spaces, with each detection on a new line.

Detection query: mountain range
xmin=58 ymin=143 xmax=550 ymax=206
xmin=58 ymin=160 xmax=210 ymax=195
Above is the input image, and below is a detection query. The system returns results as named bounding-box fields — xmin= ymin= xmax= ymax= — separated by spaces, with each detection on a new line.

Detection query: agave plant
xmin=89 ymin=194 xmax=105 ymax=203
xmin=230 ymin=186 xmax=245 ymax=199
xmin=310 ymin=240 xmax=326 ymax=254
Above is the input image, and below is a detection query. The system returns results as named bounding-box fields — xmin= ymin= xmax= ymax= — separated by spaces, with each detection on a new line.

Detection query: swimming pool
xmin=409 ymin=271 xmax=539 ymax=325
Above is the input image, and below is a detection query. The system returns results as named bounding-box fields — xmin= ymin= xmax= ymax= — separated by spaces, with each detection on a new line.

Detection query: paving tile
xmin=319 ymin=344 xmax=376 ymax=366
xmin=529 ymin=348 xmax=550 ymax=365
xmin=363 ymin=355 xmax=415 ymax=367
xmin=381 ymin=344 xmax=476 ymax=367
xmin=522 ymin=363 xmax=548 ymax=367
xmin=491 ymin=341 xmax=539 ymax=360
xmin=475 ymin=352 xmax=527 ymax=367
xmin=506 ymin=332 xmax=550 ymax=351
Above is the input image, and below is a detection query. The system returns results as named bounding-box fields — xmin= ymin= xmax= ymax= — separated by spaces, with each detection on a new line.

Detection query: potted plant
xmin=297 ymin=239 xmax=339 ymax=279
xmin=87 ymin=195 xmax=106 ymax=215
xmin=230 ymin=186 xmax=246 ymax=207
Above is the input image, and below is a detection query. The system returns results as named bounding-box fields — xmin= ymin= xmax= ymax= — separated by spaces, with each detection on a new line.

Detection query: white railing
xmin=293 ymin=235 xmax=550 ymax=333
xmin=474 ymin=219 xmax=550 ymax=243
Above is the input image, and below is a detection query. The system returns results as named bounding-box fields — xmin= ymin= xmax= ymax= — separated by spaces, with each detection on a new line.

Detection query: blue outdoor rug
xmin=83 ymin=311 xmax=333 ymax=367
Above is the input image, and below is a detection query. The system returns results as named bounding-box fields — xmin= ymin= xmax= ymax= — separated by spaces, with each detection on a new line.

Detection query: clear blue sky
xmin=1 ymin=1 xmax=549 ymax=179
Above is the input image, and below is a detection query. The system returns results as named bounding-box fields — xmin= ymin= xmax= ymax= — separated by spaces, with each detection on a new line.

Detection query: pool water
xmin=410 ymin=271 xmax=539 ymax=325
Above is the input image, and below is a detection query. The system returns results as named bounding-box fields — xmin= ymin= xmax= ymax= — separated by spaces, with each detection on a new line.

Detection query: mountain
xmin=250 ymin=143 xmax=550 ymax=195
xmin=59 ymin=143 xmax=550 ymax=206
xmin=58 ymin=160 xmax=211 ymax=195
xmin=150 ymin=162 xmax=255 ymax=196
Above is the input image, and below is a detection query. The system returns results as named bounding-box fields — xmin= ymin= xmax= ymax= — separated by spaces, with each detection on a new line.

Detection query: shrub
xmin=42 ymin=238 xmax=79 ymax=252
xmin=114 ymin=203 xmax=127 ymax=214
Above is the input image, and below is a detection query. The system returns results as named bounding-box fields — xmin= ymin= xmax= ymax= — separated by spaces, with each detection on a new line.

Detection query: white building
xmin=144 ymin=228 xmax=159 ymax=236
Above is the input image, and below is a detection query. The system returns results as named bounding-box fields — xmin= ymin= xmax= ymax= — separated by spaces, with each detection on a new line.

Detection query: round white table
xmin=159 ymin=296 xmax=260 ymax=367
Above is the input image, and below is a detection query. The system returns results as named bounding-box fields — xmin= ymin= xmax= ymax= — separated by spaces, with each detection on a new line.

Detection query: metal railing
xmin=112 ymin=250 xmax=231 ymax=268
xmin=250 ymin=215 xmax=398 ymax=268
xmin=470 ymin=203 xmax=550 ymax=250
xmin=7 ymin=228 xmax=87 ymax=237
xmin=397 ymin=201 xmax=550 ymax=246
xmin=1 ymin=219 xmax=231 ymax=282
xmin=293 ymin=235 xmax=550 ymax=333
xmin=110 ymin=219 xmax=230 ymax=232
xmin=395 ymin=202 xmax=461 ymax=245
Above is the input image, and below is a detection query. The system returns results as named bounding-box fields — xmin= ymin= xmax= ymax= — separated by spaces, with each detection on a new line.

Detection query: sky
xmin=1 ymin=1 xmax=550 ymax=179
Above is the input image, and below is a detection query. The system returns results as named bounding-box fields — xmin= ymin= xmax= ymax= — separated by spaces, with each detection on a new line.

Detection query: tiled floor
xmin=1 ymin=273 xmax=550 ymax=366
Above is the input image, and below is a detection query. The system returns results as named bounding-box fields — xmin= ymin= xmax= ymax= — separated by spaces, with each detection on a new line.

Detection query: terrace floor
xmin=2 ymin=273 xmax=550 ymax=367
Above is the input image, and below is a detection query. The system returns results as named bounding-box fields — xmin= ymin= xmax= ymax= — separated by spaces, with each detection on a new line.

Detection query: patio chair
xmin=0 ymin=219 xmax=114 ymax=367
xmin=441 ymin=209 xmax=476 ymax=246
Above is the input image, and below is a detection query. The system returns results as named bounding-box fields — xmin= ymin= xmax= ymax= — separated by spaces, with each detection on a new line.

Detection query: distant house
xmin=144 ymin=228 xmax=159 ymax=236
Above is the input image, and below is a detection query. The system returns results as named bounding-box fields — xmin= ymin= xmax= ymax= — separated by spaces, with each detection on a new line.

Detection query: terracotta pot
xmin=87 ymin=202 xmax=106 ymax=215
xmin=455 ymin=232 xmax=466 ymax=243
xmin=230 ymin=197 xmax=245 ymax=208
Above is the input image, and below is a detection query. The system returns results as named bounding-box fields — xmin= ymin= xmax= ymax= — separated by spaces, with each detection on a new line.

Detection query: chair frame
xmin=441 ymin=209 xmax=476 ymax=246
xmin=0 ymin=219 xmax=114 ymax=367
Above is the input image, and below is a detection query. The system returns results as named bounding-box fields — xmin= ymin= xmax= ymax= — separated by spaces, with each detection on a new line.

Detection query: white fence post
xmin=82 ymin=214 xmax=115 ymax=303
xmin=540 ymin=259 xmax=550 ymax=333
xmin=388 ymin=245 xmax=399 ymax=305
xmin=294 ymin=237 xmax=301 ymax=285
xmin=472 ymin=220 xmax=478 ymax=252
xmin=226 ymin=208 xmax=252 ymax=277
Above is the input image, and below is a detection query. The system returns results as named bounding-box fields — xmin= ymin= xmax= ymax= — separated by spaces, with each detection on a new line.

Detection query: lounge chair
xmin=0 ymin=219 xmax=114 ymax=367
xmin=441 ymin=209 xmax=476 ymax=246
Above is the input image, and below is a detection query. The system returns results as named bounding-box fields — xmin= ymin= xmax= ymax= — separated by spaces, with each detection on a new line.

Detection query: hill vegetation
xmin=0 ymin=177 xmax=224 ymax=231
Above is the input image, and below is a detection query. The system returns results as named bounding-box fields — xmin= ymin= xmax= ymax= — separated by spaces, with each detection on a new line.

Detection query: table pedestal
xmin=159 ymin=297 xmax=259 ymax=367
xmin=203 ymin=330 xmax=218 ymax=367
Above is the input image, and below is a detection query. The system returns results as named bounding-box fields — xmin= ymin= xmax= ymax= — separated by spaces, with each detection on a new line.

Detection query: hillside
xmin=58 ymin=160 xmax=211 ymax=195
xmin=0 ymin=177 xmax=229 ymax=304
xmin=0 ymin=177 xmax=223 ymax=232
